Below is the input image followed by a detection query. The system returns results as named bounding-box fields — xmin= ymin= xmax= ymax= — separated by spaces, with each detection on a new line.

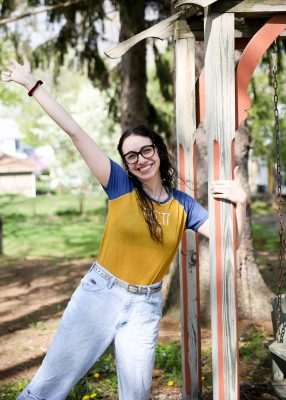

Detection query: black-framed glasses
xmin=123 ymin=144 xmax=156 ymax=164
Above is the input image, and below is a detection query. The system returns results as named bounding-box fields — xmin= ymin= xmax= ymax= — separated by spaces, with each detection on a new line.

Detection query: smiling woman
xmin=117 ymin=125 xmax=180 ymax=243
xmin=1 ymin=56 xmax=246 ymax=400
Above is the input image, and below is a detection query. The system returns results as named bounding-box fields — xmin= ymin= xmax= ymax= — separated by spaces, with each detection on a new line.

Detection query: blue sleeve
xmin=102 ymin=159 xmax=134 ymax=200
xmin=173 ymin=189 xmax=208 ymax=231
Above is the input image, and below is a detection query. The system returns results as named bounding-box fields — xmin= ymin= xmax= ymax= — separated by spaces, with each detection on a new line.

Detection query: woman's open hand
xmin=1 ymin=55 xmax=34 ymax=87
xmin=211 ymin=166 xmax=247 ymax=205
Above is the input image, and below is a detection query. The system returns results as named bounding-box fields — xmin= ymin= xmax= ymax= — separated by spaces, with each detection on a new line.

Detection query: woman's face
xmin=121 ymin=134 xmax=161 ymax=183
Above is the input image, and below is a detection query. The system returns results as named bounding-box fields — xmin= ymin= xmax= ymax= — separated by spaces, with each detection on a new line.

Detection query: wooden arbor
xmin=106 ymin=1 xmax=286 ymax=399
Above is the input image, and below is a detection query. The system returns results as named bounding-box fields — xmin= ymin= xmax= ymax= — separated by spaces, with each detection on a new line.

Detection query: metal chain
xmin=271 ymin=40 xmax=286 ymax=343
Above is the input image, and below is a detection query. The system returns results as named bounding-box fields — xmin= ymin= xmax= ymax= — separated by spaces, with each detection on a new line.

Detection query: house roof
xmin=0 ymin=151 xmax=36 ymax=173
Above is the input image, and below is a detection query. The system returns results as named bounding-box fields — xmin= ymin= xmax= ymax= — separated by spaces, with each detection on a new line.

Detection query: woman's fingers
xmin=5 ymin=65 xmax=15 ymax=72
xmin=210 ymin=166 xmax=246 ymax=204
xmin=212 ymin=180 xmax=230 ymax=184
xmin=212 ymin=194 xmax=229 ymax=199
xmin=23 ymin=54 xmax=30 ymax=67
xmin=1 ymin=73 xmax=12 ymax=82
xmin=211 ymin=184 xmax=230 ymax=193
xmin=234 ymin=166 xmax=241 ymax=180
xmin=11 ymin=58 xmax=21 ymax=67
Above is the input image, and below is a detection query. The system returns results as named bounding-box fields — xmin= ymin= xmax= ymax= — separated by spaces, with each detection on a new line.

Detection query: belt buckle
xmin=128 ymin=285 xmax=139 ymax=293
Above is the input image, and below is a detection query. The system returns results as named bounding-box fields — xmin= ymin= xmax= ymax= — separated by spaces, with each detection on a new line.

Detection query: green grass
xmin=155 ymin=340 xmax=182 ymax=383
xmin=0 ymin=193 xmax=106 ymax=259
xmin=0 ymin=198 xmax=281 ymax=398
xmin=0 ymin=193 xmax=105 ymax=217
xmin=251 ymin=223 xmax=279 ymax=252
xmin=0 ymin=330 xmax=270 ymax=399
xmin=0 ymin=342 xmax=182 ymax=400
xmin=250 ymin=199 xmax=285 ymax=294
xmin=239 ymin=332 xmax=268 ymax=363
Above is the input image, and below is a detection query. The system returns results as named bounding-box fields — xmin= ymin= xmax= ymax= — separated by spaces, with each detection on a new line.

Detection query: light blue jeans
xmin=16 ymin=262 xmax=162 ymax=400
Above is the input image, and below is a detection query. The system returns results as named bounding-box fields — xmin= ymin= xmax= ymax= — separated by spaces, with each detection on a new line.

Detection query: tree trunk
xmin=119 ymin=0 xmax=148 ymax=132
xmin=0 ymin=216 xmax=3 ymax=255
xmin=235 ymin=123 xmax=273 ymax=320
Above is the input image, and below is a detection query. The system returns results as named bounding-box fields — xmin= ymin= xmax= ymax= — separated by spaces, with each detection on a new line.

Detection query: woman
xmin=1 ymin=57 xmax=246 ymax=400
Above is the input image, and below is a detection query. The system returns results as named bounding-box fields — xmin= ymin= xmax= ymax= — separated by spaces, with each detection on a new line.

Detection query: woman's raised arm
xmin=1 ymin=56 xmax=111 ymax=186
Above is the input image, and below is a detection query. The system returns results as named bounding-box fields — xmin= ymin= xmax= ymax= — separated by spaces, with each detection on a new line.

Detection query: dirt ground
xmin=0 ymin=257 xmax=280 ymax=399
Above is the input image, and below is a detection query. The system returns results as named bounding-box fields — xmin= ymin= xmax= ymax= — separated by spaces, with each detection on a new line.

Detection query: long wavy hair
xmin=117 ymin=125 xmax=178 ymax=243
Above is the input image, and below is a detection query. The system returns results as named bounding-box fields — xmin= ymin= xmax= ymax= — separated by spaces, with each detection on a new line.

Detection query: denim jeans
xmin=16 ymin=262 xmax=162 ymax=400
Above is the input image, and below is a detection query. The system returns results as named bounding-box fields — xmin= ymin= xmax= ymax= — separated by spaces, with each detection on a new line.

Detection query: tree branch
xmin=0 ymin=0 xmax=87 ymax=26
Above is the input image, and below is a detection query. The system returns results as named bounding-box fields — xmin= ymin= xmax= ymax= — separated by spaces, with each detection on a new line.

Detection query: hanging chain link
xmin=271 ymin=40 xmax=286 ymax=343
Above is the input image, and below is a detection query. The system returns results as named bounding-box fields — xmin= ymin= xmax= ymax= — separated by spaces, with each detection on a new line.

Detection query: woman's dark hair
xmin=117 ymin=125 xmax=178 ymax=243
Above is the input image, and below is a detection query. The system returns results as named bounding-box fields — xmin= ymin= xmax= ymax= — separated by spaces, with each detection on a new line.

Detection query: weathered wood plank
xmin=270 ymin=342 xmax=286 ymax=362
xmin=189 ymin=23 xmax=286 ymax=41
xmin=272 ymin=381 xmax=286 ymax=400
xmin=205 ymin=10 xmax=238 ymax=400
xmin=175 ymin=19 xmax=201 ymax=400
xmin=174 ymin=0 xmax=218 ymax=8
xmin=105 ymin=11 xmax=182 ymax=59
xmin=175 ymin=0 xmax=286 ymax=13
xmin=214 ymin=0 xmax=286 ymax=13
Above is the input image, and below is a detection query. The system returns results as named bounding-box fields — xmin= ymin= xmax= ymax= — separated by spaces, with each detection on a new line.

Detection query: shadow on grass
xmin=0 ymin=298 xmax=70 ymax=338
xmin=0 ymin=355 xmax=45 ymax=381
xmin=0 ymin=257 xmax=92 ymax=337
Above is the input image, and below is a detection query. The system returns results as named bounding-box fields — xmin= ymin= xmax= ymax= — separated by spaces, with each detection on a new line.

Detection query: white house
xmin=0 ymin=119 xmax=25 ymax=156
xmin=0 ymin=118 xmax=37 ymax=197
xmin=0 ymin=151 xmax=36 ymax=197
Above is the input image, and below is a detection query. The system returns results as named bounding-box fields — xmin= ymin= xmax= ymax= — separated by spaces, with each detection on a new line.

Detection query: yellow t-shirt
xmin=97 ymin=159 xmax=208 ymax=285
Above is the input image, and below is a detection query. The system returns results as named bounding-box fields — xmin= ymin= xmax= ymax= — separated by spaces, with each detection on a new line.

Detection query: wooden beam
xmin=105 ymin=11 xmax=182 ymax=59
xmin=270 ymin=342 xmax=286 ymax=362
xmin=272 ymin=382 xmax=286 ymax=400
xmin=186 ymin=16 xmax=286 ymax=41
xmin=204 ymin=9 xmax=239 ymax=400
xmin=174 ymin=0 xmax=286 ymax=13
xmin=175 ymin=19 xmax=202 ymax=399
xmin=214 ymin=0 xmax=286 ymax=14
xmin=190 ymin=26 xmax=272 ymax=41
xmin=174 ymin=0 xmax=218 ymax=8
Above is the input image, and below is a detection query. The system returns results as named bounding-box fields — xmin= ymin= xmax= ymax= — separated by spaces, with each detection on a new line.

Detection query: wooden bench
xmin=270 ymin=295 xmax=286 ymax=399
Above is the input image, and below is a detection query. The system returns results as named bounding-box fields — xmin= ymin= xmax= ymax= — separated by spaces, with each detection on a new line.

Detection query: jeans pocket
xmin=80 ymin=271 xmax=107 ymax=292
xmin=144 ymin=291 xmax=163 ymax=309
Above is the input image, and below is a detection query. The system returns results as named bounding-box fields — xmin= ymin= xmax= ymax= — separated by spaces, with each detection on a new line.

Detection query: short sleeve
xmin=186 ymin=198 xmax=208 ymax=231
xmin=102 ymin=159 xmax=134 ymax=200
xmin=173 ymin=189 xmax=208 ymax=231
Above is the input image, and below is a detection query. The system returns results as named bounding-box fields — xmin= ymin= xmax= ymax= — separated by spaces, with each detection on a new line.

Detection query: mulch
xmin=149 ymin=382 xmax=279 ymax=399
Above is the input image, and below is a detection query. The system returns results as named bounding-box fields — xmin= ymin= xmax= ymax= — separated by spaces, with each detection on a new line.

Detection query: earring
xmin=127 ymin=170 xmax=133 ymax=178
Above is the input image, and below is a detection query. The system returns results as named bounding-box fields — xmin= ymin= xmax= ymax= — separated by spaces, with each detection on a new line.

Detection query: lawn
xmin=0 ymin=195 xmax=282 ymax=399
xmin=0 ymin=193 xmax=106 ymax=259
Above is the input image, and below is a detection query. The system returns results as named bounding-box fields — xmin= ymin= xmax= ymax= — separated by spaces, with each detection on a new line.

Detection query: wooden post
xmin=175 ymin=19 xmax=201 ymax=400
xmin=0 ymin=216 xmax=3 ymax=255
xmin=204 ymin=9 xmax=239 ymax=400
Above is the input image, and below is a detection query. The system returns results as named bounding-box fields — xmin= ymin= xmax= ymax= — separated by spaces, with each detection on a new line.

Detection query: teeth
xmin=139 ymin=165 xmax=152 ymax=172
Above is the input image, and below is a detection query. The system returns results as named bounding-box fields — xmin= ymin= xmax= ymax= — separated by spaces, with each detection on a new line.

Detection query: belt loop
xmin=89 ymin=262 xmax=96 ymax=272
xmin=146 ymin=287 xmax=151 ymax=300
xmin=107 ymin=276 xmax=115 ymax=289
